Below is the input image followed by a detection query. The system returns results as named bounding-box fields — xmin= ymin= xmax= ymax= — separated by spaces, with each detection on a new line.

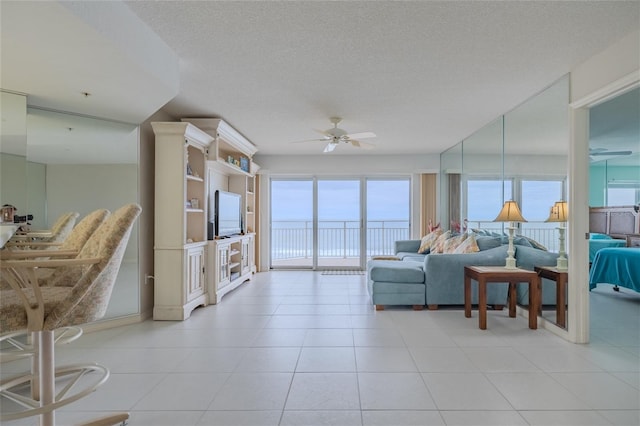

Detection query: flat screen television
xmin=213 ymin=190 xmax=242 ymax=238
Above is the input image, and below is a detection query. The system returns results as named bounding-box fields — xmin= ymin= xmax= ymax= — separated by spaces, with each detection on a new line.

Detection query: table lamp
xmin=494 ymin=200 xmax=527 ymax=269
xmin=545 ymin=200 xmax=568 ymax=270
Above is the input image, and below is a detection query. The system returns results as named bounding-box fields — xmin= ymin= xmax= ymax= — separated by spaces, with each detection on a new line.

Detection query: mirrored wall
xmin=440 ymin=74 xmax=569 ymax=328
xmin=1 ymin=90 xmax=140 ymax=320
xmin=589 ymin=87 xmax=640 ymax=208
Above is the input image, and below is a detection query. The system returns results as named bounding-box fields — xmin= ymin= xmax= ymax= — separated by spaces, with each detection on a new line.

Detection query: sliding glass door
xmin=317 ymin=179 xmax=361 ymax=268
xmin=270 ymin=179 xmax=313 ymax=268
xmin=366 ymin=179 xmax=411 ymax=257
xmin=270 ymin=177 xmax=410 ymax=269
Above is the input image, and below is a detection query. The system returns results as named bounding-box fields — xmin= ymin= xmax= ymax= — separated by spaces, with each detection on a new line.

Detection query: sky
xmin=271 ymin=179 xmax=410 ymax=222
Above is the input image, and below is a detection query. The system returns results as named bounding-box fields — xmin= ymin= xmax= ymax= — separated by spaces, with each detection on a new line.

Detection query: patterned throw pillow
xmin=443 ymin=233 xmax=468 ymax=253
xmin=431 ymin=230 xmax=452 ymax=254
xmin=452 ymin=233 xmax=480 ymax=254
xmin=418 ymin=229 xmax=442 ymax=254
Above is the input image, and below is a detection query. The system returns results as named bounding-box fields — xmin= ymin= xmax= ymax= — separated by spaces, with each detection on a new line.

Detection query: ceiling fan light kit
xmin=292 ymin=117 xmax=377 ymax=153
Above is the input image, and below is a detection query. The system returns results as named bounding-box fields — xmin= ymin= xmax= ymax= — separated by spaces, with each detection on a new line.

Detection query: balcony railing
xmin=466 ymin=221 xmax=560 ymax=253
xmin=271 ymin=220 xmax=561 ymax=264
xmin=271 ymin=220 xmax=409 ymax=261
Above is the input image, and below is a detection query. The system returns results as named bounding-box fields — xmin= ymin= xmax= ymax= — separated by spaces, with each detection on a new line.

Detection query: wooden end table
xmin=534 ymin=266 xmax=567 ymax=328
xmin=464 ymin=266 xmax=540 ymax=330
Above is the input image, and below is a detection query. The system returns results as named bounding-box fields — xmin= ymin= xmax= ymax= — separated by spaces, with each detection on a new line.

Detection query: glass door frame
xmin=269 ymin=175 xmax=412 ymax=270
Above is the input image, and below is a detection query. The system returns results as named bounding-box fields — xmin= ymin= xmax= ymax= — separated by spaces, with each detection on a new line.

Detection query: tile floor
xmin=2 ymin=271 xmax=639 ymax=426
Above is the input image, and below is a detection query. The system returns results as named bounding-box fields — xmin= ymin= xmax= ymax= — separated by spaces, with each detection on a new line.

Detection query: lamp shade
xmin=494 ymin=200 xmax=527 ymax=223
xmin=546 ymin=201 xmax=568 ymax=222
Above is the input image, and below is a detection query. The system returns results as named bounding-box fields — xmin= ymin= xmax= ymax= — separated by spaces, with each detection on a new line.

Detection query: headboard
xmin=589 ymin=205 xmax=640 ymax=241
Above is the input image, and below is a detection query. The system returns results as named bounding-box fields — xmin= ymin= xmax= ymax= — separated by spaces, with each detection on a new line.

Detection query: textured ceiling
xmin=1 ymin=1 xmax=639 ymax=159
xmin=124 ymin=1 xmax=639 ymax=156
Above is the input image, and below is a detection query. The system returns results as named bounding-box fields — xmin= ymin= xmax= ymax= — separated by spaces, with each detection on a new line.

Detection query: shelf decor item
xmin=545 ymin=200 xmax=568 ymax=270
xmin=240 ymin=157 xmax=249 ymax=172
xmin=493 ymin=200 xmax=527 ymax=269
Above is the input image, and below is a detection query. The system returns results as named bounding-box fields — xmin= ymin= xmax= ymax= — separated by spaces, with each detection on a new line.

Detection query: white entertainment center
xmin=152 ymin=119 xmax=259 ymax=320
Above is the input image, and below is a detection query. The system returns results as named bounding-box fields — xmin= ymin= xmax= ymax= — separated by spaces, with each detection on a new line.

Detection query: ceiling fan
xmin=293 ymin=117 xmax=376 ymax=153
xmin=589 ymin=147 xmax=633 ymax=162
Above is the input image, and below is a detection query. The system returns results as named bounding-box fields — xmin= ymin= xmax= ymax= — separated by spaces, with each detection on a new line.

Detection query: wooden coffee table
xmin=464 ymin=266 xmax=540 ymax=330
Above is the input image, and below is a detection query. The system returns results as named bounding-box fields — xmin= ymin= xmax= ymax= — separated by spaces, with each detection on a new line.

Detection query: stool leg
xmin=38 ymin=331 xmax=55 ymax=426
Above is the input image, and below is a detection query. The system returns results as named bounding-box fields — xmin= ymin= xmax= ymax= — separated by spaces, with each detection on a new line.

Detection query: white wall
xmin=255 ymin=153 xmax=440 ymax=175
xmin=571 ymin=29 xmax=640 ymax=102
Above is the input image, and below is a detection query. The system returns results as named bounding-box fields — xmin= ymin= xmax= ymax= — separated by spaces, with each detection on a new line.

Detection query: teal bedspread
xmin=588 ymin=239 xmax=626 ymax=263
xmin=589 ymin=247 xmax=640 ymax=293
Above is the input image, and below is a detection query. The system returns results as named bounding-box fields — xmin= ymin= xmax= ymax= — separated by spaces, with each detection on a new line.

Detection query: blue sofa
xmin=367 ymin=236 xmax=560 ymax=310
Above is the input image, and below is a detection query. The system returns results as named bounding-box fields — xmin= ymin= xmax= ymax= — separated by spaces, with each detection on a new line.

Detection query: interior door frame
xmin=566 ymin=71 xmax=639 ymax=343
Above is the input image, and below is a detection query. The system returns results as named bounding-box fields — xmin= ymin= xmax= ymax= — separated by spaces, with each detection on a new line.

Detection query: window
xmin=520 ymin=179 xmax=565 ymax=252
xmin=466 ymin=179 xmax=512 ymax=229
xmin=607 ymin=181 xmax=640 ymax=206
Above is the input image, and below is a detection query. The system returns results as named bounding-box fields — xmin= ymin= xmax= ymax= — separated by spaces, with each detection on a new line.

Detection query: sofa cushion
xmin=418 ymin=229 xmax=442 ymax=254
xmin=452 ymin=233 xmax=479 ymax=254
xmin=396 ymin=252 xmax=426 ymax=262
xmin=475 ymin=235 xmax=502 ymax=251
xmin=444 ymin=233 xmax=469 ymax=253
xmin=431 ymin=230 xmax=451 ymax=254
xmin=514 ymin=245 xmax=559 ymax=270
xmin=369 ymin=260 xmax=424 ymax=283
xmin=520 ymin=235 xmax=548 ymax=251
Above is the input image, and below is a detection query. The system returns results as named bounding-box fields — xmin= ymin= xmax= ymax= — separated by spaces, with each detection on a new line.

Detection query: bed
xmin=588 ymin=234 xmax=627 ymax=263
xmin=589 ymin=247 xmax=640 ymax=293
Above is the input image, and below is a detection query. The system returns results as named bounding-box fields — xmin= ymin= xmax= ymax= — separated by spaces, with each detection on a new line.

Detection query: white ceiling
xmin=1 ymin=1 xmax=639 ymax=158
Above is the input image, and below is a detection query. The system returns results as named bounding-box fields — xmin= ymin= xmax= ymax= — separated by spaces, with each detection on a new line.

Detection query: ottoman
xmin=367 ymin=260 xmax=425 ymax=310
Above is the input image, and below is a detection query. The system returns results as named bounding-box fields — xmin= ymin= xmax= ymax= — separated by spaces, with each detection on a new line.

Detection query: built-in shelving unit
xmin=152 ymin=122 xmax=213 ymax=320
xmin=181 ymin=118 xmax=259 ymax=303
xmin=182 ymin=118 xmax=260 ymax=237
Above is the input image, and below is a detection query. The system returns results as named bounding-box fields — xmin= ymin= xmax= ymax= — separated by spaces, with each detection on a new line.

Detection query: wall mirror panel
xmin=440 ymin=142 xmax=462 ymax=230
xmin=1 ymin=91 xmax=28 ymax=215
xmin=589 ymin=87 xmax=640 ymax=209
xmin=3 ymin=102 xmax=141 ymax=320
xmin=460 ymin=117 xmax=505 ymax=234
xmin=440 ymin=75 xmax=570 ymax=330
xmin=504 ymin=75 xmax=569 ymax=328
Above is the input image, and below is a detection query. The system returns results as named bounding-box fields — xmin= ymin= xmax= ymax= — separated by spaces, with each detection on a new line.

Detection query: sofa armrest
xmin=394 ymin=239 xmax=421 ymax=254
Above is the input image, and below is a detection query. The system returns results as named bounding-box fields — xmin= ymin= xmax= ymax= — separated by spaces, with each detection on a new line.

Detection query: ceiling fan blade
xmin=350 ymin=139 xmax=375 ymax=149
xmin=291 ymin=137 xmax=330 ymax=144
xmin=323 ymin=142 xmax=337 ymax=153
xmin=345 ymin=131 xmax=376 ymax=139
xmin=590 ymin=150 xmax=632 ymax=156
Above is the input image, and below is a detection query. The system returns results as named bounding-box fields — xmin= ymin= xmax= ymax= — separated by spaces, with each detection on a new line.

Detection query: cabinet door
xmin=186 ymin=245 xmax=205 ymax=301
xmin=241 ymin=237 xmax=251 ymax=275
xmin=217 ymin=244 xmax=231 ymax=289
